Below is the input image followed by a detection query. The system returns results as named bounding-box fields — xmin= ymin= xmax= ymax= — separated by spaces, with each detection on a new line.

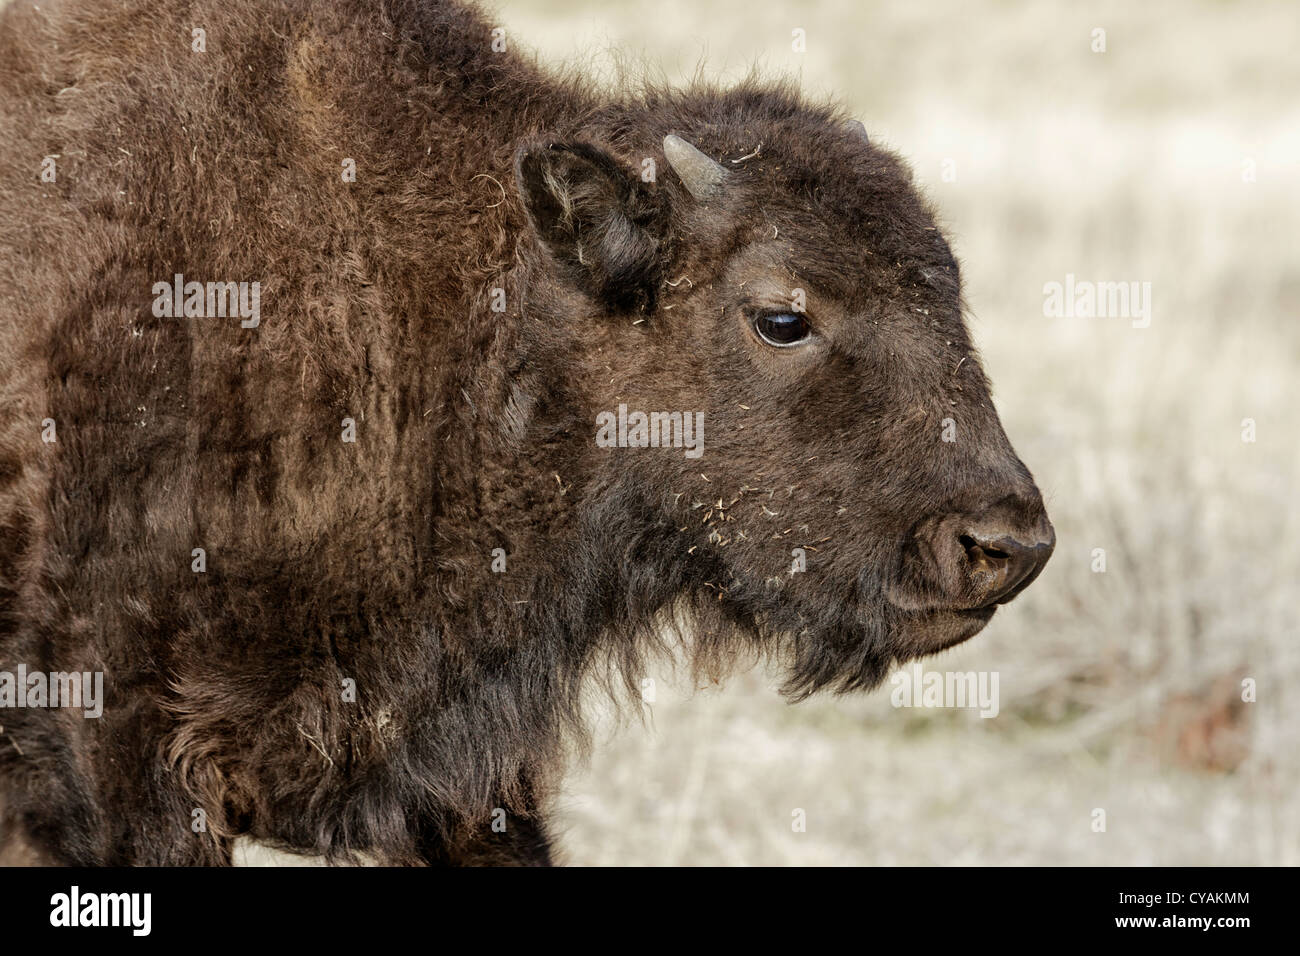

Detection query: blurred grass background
xmin=491 ymin=0 xmax=1300 ymax=865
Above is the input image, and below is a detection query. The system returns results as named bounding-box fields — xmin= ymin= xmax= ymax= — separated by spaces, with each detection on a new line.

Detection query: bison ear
xmin=514 ymin=141 xmax=661 ymax=311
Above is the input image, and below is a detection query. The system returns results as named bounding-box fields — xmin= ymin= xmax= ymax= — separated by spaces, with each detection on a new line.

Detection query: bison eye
xmin=753 ymin=312 xmax=812 ymax=347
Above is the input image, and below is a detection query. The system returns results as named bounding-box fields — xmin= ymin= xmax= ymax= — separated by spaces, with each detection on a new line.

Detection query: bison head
xmin=510 ymin=89 xmax=1053 ymax=697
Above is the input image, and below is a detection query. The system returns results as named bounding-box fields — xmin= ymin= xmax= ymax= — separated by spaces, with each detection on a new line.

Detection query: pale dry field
xmin=492 ymin=0 xmax=1300 ymax=865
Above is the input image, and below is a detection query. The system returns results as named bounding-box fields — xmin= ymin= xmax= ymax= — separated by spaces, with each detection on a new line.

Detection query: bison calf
xmin=0 ymin=0 xmax=1053 ymax=865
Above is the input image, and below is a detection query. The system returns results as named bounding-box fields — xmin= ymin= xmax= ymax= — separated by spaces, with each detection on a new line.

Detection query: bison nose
xmin=958 ymin=523 xmax=1054 ymax=607
xmin=891 ymin=492 xmax=1055 ymax=614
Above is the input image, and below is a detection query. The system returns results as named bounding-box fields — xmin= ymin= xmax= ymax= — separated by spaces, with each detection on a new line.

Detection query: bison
xmin=0 ymin=0 xmax=1054 ymax=865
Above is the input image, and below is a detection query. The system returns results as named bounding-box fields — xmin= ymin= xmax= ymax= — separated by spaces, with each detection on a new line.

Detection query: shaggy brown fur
xmin=0 ymin=0 xmax=1051 ymax=865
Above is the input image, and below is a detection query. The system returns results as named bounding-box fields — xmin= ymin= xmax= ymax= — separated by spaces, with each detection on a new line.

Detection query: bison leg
xmin=0 ymin=804 xmax=59 ymax=866
xmin=417 ymin=810 xmax=554 ymax=867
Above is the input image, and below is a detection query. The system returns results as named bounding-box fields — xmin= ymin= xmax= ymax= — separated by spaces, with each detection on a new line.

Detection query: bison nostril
xmin=959 ymin=534 xmax=1010 ymax=566
xmin=959 ymin=529 xmax=1053 ymax=606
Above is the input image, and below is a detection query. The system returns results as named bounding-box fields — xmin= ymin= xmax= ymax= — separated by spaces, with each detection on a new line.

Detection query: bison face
xmin=514 ymin=115 xmax=1053 ymax=696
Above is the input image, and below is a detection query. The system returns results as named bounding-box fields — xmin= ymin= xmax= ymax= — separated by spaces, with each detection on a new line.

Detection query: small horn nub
xmin=663 ymin=134 xmax=727 ymax=200
xmin=845 ymin=119 xmax=870 ymax=144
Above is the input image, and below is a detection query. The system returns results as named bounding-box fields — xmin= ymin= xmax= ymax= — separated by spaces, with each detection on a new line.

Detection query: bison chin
xmin=896 ymin=605 xmax=999 ymax=655
xmin=679 ymin=582 xmax=993 ymax=702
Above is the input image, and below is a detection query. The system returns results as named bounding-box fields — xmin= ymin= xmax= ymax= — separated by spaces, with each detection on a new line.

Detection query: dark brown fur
xmin=0 ymin=0 xmax=1050 ymax=865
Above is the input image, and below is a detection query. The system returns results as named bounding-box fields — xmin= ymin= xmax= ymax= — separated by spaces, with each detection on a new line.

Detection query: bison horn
xmin=845 ymin=119 xmax=869 ymax=144
xmin=663 ymin=134 xmax=727 ymax=200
